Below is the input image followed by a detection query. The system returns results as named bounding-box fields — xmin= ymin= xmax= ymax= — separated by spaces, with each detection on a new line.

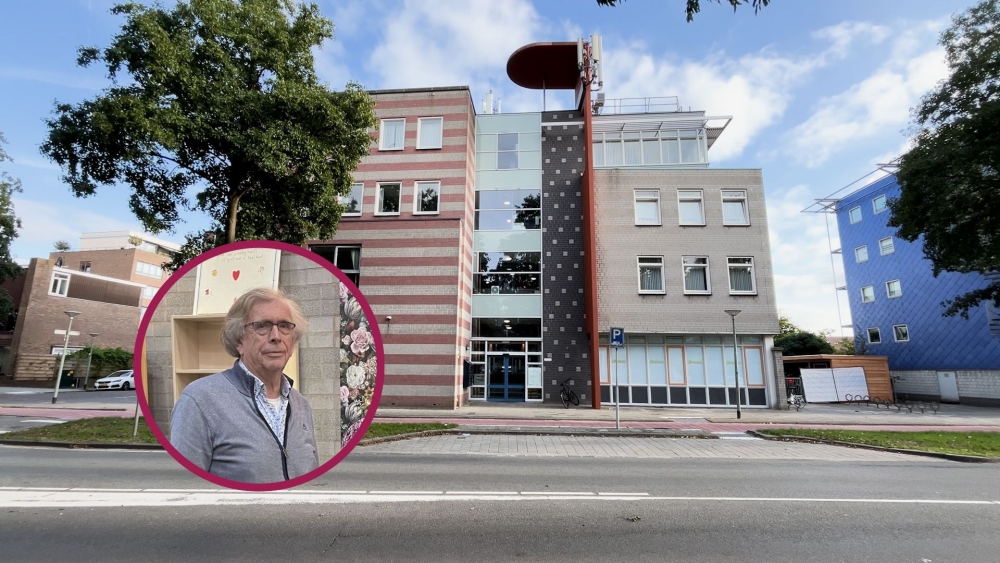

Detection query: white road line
xmin=19 ymin=420 xmax=68 ymax=424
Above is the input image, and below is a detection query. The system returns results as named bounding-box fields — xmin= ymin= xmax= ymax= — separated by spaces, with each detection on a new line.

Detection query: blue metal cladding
xmin=835 ymin=174 xmax=1000 ymax=370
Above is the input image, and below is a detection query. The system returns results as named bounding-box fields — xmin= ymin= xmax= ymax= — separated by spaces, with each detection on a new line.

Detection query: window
xmin=867 ymin=327 xmax=882 ymax=344
xmin=379 ymin=118 xmax=405 ymax=151
xmin=722 ymin=190 xmax=749 ymax=225
xmin=861 ymin=285 xmax=875 ymax=303
xmin=849 ymin=206 xmax=862 ymax=224
xmin=634 ymin=190 xmax=661 ymax=225
xmin=135 ymin=262 xmax=163 ymax=279
xmin=50 ymin=272 xmax=70 ymax=296
xmin=678 ymin=190 xmax=705 ymax=225
xmin=855 ymin=246 xmax=868 ymax=263
xmin=142 ymin=286 xmax=157 ymax=300
xmin=333 ymin=246 xmax=361 ymax=286
xmin=376 ymin=182 xmax=401 ymax=215
xmin=497 ymin=133 xmax=518 ymax=169
xmin=475 ymin=189 xmax=540 ymax=230
xmin=727 ymin=257 xmax=756 ymax=294
xmin=886 ymin=279 xmax=902 ymax=298
xmin=873 ymin=195 xmax=887 ymax=214
xmin=474 ymin=252 xmax=541 ymax=294
xmin=893 ymin=324 xmax=909 ymax=342
xmin=417 ymin=117 xmax=443 ymax=149
xmin=79 ymin=261 xmax=91 ymax=272
xmin=879 ymin=237 xmax=894 ymax=255
xmin=682 ymin=256 xmax=710 ymax=294
xmin=339 ymin=183 xmax=363 ymax=216
xmin=637 ymin=256 xmax=665 ymax=294
xmin=413 ymin=181 xmax=441 ymax=215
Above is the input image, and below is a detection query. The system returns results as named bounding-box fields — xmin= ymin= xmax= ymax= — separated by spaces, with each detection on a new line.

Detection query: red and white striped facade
xmin=309 ymin=87 xmax=476 ymax=408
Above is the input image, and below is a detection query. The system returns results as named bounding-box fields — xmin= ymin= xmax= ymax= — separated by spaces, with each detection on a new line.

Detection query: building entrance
xmin=487 ymin=353 xmax=526 ymax=401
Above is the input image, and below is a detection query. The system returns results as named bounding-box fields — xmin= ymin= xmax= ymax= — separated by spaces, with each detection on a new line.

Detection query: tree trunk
xmin=226 ymin=194 xmax=241 ymax=243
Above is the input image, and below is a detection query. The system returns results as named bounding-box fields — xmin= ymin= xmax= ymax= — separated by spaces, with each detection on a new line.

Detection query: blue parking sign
xmin=610 ymin=327 xmax=625 ymax=348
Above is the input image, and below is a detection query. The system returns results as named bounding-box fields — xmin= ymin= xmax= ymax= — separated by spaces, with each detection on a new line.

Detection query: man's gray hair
xmin=221 ymin=287 xmax=308 ymax=357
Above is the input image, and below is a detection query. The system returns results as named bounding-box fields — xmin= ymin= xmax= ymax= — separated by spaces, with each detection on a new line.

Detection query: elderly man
xmin=170 ymin=287 xmax=319 ymax=483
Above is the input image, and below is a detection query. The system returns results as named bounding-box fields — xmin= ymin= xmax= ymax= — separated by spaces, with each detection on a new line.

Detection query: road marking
xmin=18 ymin=420 xmax=67 ymax=424
xmin=0 ymin=488 xmax=996 ymax=508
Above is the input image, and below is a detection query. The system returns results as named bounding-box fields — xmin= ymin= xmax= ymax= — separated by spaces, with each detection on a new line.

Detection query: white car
xmin=94 ymin=370 xmax=134 ymax=391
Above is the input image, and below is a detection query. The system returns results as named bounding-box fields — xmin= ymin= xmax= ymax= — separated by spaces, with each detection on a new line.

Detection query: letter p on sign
xmin=610 ymin=327 xmax=625 ymax=348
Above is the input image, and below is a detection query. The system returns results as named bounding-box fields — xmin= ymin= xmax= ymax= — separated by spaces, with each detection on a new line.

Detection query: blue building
xmin=834 ymin=173 xmax=1000 ymax=406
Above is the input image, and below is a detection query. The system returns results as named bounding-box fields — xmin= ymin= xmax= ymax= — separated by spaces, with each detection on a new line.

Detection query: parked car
xmin=94 ymin=370 xmax=134 ymax=391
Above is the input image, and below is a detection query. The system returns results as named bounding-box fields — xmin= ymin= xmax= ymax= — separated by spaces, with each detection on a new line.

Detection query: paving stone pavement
xmin=361 ymin=434 xmax=948 ymax=462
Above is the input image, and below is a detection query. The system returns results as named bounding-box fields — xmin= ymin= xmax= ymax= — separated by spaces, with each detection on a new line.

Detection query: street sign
xmin=54 ymin=330 xmax=80 ymax=336
xmin=610 ymin=327 xmax=625 ymax=348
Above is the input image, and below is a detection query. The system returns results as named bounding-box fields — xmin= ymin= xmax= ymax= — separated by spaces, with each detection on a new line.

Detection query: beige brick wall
xmin=594 ymin=169 xmax=780 ymax=335
xmin=144 ymin=268 xmax=196 ymax=431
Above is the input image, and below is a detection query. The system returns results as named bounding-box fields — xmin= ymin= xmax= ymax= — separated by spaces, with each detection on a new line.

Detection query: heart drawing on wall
xmin=232 ymin=270 xmax=241 ymax=281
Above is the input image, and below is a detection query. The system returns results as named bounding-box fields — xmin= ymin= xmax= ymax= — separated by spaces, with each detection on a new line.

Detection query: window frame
xmin=636 ymin=256 xmax=666 ymax=295
xmin=339 ymin=182 xmax=364 ymax=217
xmin=633 ymin=189 xmax=661 ymax=226
xmin=413 ymin=181 xmax=441 ymax=215
xmin=135 ymin=261 xmax=163 ymax=279
xmin=860 ymin=285 xmax=875 ymax=303
xmin=378 ymin=118 xmax=406 ymax=151
xmin=496 ymin=133 xmax=519 ymax=170
xmin=867 ymin=327 xmax=882 ymax=344
xmin=375 ymin=182 xmax=402 ymax=216
xmin=677 ymin=190 xmax=705 ymax=226
xmin=893 ymin=324 xmax=909 ymax=342
xmin=849 ymin=206 xmax=862 ymax=224
xmin=681 ymin=255 xmax=711 ymax=295
xmin=79 ymin=261 xmax=91 ymax=273
xmin=416 ymin=117 xmax=444 ymax=150
xmin=886 ymin=279 xmax=902 ymax=299
xmin=872 ymin=194 xmax=887 ymax=214
xmin=726 ymin=256 xmax=757 ymax=295
xmin=333 ymin=245 xmax=361 ymax=286
xmin=141 ymin=285 xmax=157 ymax=300
xmin=721 ymin=190 xmax=750 ymax=226
xmin=855 ymin=245 xmax=868 ymax=264
xmin=49 ymin=271 xmax=70 ymax=297
xmin=879 ymin=236 xmax=894 ymax=256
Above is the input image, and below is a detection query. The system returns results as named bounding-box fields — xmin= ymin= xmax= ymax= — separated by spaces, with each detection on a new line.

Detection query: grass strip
xmin=2 ymin=417 xmax=157 ymax=444
xmin=362 ymin=422 xmax=457 ymax=440
xmin=760 ymin=429 xmax=1000 ymax=457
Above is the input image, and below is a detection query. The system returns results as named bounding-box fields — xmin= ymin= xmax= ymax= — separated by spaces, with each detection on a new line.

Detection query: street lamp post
xmin=52 ymin=311 xmax=82 ymax=404
xmin=724 ymin=310 xmax=742 ymax=420
xmin=83 ymin=332 xmax=99 ymax=391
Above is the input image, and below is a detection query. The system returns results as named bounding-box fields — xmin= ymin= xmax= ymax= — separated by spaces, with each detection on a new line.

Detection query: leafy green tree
xmin=0 ymin=133 xmax=23 ymax=326
xmin=41 ymin=0 xmax=377 ymax=261
xmin=889 ymin=0 xmax=1000 ymax=318
xmin=778 ymin=315 xmax=800 ymax=336
xmin=775 ymin=332 xmax=835 ymax=356
xmin=595 ymin=0 xmax=769 ymax=22
xmin=71 ymin=346 xmax=134 ymax=382
xmin=53 ymin=240 xmax=71 ymax=252
xmin=833 ymin=338 xmax=855 ymax=356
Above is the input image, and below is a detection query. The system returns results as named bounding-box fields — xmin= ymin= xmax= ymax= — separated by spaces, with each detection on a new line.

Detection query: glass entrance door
xmin=487 ymin=353 xmax=526 ymax=401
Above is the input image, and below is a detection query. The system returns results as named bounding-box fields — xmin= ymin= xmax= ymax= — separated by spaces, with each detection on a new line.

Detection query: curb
xmin=359 ymin=427 xmax=718 ymax=446
xmin=0 ymin=439 xmax=162 ymax=450
xmin=0 ymin=406 xmax=130 ymax=412
xmin=747 ymin=431 xmax=1000 ymax=463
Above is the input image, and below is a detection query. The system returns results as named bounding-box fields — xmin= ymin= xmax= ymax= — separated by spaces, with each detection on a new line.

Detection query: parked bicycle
xmin=788 ymin=394 xmax=805 ymax=411
xmin=559 ymin=379 xmax=580 ymax=408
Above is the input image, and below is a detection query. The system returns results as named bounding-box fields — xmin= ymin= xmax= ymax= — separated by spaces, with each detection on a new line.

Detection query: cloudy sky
xmin=0 ymin=0 xmax=976 ymax=335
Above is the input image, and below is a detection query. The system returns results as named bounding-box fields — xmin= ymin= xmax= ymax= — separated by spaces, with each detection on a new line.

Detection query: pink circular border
xmin=132 ymin=240 xmax=385 ymax=492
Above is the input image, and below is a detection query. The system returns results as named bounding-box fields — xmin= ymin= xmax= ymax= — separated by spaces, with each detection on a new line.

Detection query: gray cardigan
xmin=169 ymin=361 xmax=319 ymax=484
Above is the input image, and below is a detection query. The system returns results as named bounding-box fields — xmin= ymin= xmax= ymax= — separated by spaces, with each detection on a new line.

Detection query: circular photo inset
xmin=134 ymin=241 xmax=383 ymax=491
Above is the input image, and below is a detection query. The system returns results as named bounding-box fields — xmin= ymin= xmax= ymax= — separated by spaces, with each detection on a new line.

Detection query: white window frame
xmin=867 ymin=327 xmax=882 ymax=344
xmin=726 ymin=256 xmax=757 ymax=295
xmin=375 ymin=182 xmax=402 ymax=216
xmin=49 ymin=272 xmax=70 ymax=297
xmin=135 ymin=261 xmax=163 ymax=279
xmin=677 ymin=190 xmax=705 ymax=226
xmin=893 ymin=324 xmax=909 ymax=342
xmin=413 ymin=181 xmax=441 ymax=215
xmin=855 ymin=245 xmax=868 ymax=264
xmin=141 ymin=285 xmax=157 ymax=300
xmin=886 ymin=279 xmax=902 ymax=299
xmin=378 ymin=118 xmax=406 ymax=151
xmin=416 ymin=117 xmax=444 ymax=150
xmin=872 ymin=194 xmax=887 ymax=214
xmin=860 ymin=285 xmax=875 ymax=303
xmin=681 ymin=256 xmax=711 ymax=295
xmin=637 ymin=256 xmax=665 ymax=294
xmin=633 ymin=190 xmax=661 ymax=226
xmin=339 ymin=182 xmax=364 ymax=217
xmin=879 ymin=236 xmax=894 ymax=256
xmin=849 ymin=206 xmax=862 ymax=224
xmin=721 ymin=190 xmax=749 ymax=226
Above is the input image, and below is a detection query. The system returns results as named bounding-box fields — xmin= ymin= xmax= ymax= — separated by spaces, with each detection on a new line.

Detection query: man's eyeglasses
xmin=245 ymin=320 xmax=296 ymax=336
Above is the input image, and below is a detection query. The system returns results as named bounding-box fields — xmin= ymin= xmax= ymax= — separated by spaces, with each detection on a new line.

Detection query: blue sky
xmin=0 ymin=0 xmax=978 ymax=335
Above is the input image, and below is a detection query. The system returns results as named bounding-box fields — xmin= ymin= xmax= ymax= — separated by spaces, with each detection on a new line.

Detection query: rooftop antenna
xmin=483 ymin=90 xmax=494 ymax=115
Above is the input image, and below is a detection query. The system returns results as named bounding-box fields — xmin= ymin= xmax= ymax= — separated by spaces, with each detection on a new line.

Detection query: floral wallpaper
xmin=338 ymin=282 xmax=377 ymax=447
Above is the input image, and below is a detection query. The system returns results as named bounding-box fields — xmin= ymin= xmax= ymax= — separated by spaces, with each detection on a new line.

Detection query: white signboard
xmin=527 ymin=366 xmax=542 ymax=387
xmin=193 ymin=249 xmax=281 ymax=315
xmin=799 ymin=367 xmax=869 ymax=403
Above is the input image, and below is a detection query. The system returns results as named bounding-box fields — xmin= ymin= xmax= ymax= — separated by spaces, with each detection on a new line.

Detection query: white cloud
xmin=812 ymin=21 xmax=890 ymax=60
xmin=11 ymin=198 xmax=148 ymax=260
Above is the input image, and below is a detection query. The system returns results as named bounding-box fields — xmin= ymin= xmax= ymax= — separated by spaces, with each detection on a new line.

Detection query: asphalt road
xmin=0 ymin=388 xmax=135 ymax=407
xmin=1 ymin=442 xmax=999 ymax=561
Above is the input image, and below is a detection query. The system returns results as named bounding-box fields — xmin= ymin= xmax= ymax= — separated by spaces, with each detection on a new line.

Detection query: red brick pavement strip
xmin=374 ymin=417 xmax=1000 ymax=433
xmin=0 ymin=407 xmax=133 ymax=419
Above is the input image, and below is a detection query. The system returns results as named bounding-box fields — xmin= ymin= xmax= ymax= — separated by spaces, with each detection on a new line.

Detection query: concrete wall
xmin=892 ymin=369 xmax=1000 ymax=406
xmin=145 ymin=269 xmax=196 ymax=432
